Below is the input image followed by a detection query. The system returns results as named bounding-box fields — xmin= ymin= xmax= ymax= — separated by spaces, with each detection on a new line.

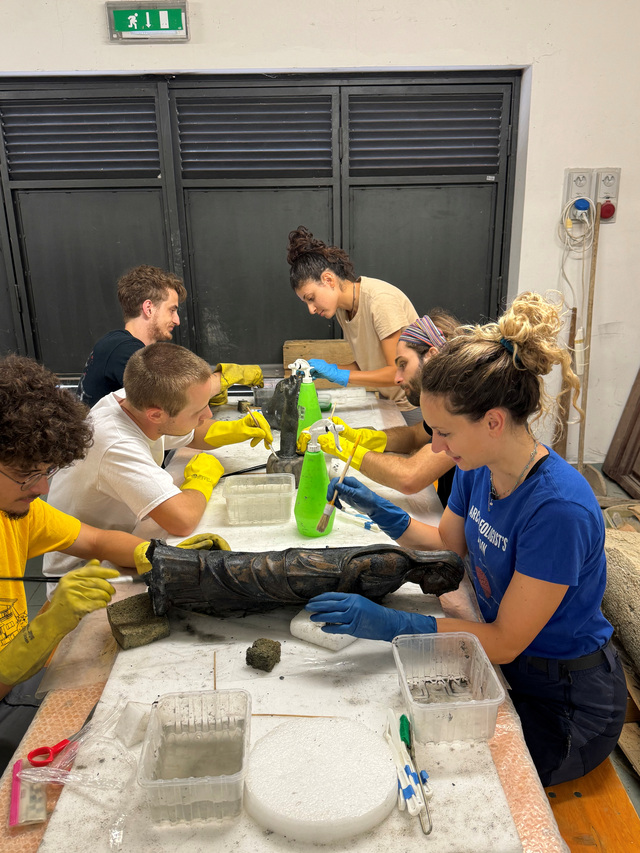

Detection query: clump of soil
xmin=246 ymin=638 xmax=281 ymax=672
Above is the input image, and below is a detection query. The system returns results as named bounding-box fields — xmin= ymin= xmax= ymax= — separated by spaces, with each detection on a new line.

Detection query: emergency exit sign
xmin=106 ymin=2 xmax=189 ymax=41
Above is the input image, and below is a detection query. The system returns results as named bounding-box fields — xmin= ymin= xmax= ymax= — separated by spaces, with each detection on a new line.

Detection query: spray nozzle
xmin=288 ymin=358 xmax=314 ymax=383
xmin=305 ymin=418 xmax=344 ymax=452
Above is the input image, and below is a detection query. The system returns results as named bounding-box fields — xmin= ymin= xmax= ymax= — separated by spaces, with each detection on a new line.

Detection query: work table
xmin=2 ymin=390 xmax=568 ymax=852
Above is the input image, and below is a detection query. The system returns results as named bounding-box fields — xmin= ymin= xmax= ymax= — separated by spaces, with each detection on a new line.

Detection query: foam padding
xmin=290 ymin=608 xmax=358 ymax=651
xmin=244 ymin=717 xmax=397 ymax=843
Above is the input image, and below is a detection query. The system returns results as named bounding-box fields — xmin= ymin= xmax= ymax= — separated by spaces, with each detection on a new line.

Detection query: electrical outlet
xmin=564 ymin=169 xmax=593 ymax=210
xmin=594 ymin=168 xmax=621 ymax=223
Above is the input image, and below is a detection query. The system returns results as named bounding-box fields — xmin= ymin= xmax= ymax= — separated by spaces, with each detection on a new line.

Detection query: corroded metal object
xmin=265 ymin=373 xmax=304 ymax=485
xmin=145 ymin=540 xmax=465 ymax=618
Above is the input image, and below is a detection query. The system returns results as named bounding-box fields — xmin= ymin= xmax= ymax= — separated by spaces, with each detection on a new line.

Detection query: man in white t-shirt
xmin=44 ymin=342 xmax=272 ymax=580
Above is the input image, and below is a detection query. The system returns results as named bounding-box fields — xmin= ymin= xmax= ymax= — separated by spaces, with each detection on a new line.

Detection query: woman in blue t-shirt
xmin=306 ymin=291 xmax=626 ymax=787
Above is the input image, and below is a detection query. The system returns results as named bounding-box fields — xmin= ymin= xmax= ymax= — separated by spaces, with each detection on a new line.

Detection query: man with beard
xmin=76 ymin=265 xmax=187 ymax=408
xmin=304 ymin=311 xmax=458 ymax=507
xmin=0 ymin=355 xmax=146 ymax=773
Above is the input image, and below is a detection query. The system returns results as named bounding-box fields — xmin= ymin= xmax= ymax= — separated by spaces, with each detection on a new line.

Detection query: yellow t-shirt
xmin=0 ymin=499 xmax=81 ymax=649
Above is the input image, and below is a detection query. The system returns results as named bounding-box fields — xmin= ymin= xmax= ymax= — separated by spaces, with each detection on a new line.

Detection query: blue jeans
xmin=501 ymin=642 xmax=627 ymax=787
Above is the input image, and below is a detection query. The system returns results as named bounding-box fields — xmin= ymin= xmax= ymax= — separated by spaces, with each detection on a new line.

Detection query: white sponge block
xmin=114 ymin=701 xmax=150 ymax=748
xmin=244 ymin=717 xmax=397 ymax=843
xmin=290 ymin=608 xmax=358 ymax=651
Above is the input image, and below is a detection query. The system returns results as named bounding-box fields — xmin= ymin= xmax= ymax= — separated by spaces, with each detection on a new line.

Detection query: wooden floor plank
xmin=545 ymin=758 xmax=640 ymax=851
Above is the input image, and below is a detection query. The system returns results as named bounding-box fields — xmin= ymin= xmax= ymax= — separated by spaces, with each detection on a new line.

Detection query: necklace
xmin=488 ymin=439 xmax=539 ymax=512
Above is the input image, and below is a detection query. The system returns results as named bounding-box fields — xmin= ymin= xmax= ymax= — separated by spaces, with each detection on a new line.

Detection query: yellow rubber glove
xmin=209 ymin=363 xmax=264 ymax=406
xmin=134 ymin=533 xmax=231 ymax=575
xmin=296 ymin=416 xmax=387 ymax=459
xmin=329 ymin=416 xmax=388 ymax=452
xmin=318 ymin=433 xmax=371 ymax=471
xmin=204 ymin=411 xmax=273 ymax=450
xmin=0 ymin=562 xmax=118 ymax=687
xmin=180 ymin=453 xmax=224 ymax=500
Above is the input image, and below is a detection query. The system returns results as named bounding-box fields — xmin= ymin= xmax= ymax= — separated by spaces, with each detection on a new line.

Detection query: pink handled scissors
xmin=27 ymin=702 xmax=98 ymax=766
xmin=27 ymin=730 xmax=81 ymax=766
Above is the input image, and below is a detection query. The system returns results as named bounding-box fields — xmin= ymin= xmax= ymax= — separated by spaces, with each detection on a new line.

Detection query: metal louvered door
xmin=0 ymin=86 xmax=172 ymax=374
xmin=170 ymin=85 xmax=341 ymax=367
xmin=343 ymin=85 xmax=513 ymax=323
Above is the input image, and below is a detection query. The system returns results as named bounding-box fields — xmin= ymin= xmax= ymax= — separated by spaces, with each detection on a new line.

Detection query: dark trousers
xmin=501 ymin=642 xmax=627 ymax=787
xmin=0 ymin=670 xmax=45 ymax=778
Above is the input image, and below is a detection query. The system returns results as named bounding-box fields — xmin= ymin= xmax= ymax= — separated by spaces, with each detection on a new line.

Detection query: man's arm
xmin=62 ymin=523 xmax=145 ymax=567
xmin=147 ymin=489 xmax=208 ymax=538
xmin=359 ymin=442 xmax=455 ymax=495
xmin=383 ymin=422 xmax=430 ymax=454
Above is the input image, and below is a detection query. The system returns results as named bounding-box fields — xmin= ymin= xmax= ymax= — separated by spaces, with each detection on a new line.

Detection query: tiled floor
xmin=25 ymin=463 xmax=640 ymax=813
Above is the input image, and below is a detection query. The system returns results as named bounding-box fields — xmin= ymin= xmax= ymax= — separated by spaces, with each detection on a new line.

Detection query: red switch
xmin=600 ymin=200 xmax=616 ymax=220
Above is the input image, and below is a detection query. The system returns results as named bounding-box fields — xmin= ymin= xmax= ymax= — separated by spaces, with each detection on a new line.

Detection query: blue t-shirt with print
xmin=447 ymin=447 xmax=612 ymax=659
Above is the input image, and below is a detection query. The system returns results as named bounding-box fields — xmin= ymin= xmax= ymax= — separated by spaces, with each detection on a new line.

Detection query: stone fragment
xmin=246 ymin=638 xmax=281 ymax=672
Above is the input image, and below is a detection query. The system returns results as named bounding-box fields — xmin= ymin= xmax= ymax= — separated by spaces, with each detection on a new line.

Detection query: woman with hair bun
xmin=287 ymin=226 xmax=421 ymax=423
xmin=306 ymin=291 xmax=626 ymax=786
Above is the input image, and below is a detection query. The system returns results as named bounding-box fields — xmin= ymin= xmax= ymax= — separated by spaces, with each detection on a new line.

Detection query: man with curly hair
xmin=76 ymin=265 xmax=187 ymax=408
xmin=0 ymin=355 xmax=146 ymax=774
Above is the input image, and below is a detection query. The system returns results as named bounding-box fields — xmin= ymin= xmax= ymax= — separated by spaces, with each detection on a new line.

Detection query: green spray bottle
xmin=294 ymin=418 xmax=344 ymax=538
xmin=289 ymin=358 xmax=323 ymax=439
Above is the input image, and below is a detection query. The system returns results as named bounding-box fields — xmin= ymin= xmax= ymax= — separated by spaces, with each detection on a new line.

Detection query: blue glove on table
xmin=308 ymin=359 xmax=350 ymax=386
xmin=306 ymin=592 xmax=437 ymax=642
xmin=329 ymin=476 xmax=411 ymax=540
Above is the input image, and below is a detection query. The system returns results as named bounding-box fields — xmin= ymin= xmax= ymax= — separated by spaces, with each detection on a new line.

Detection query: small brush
xmin=248 ymin=408 xmax=273 ymax=450
xmin=0 ymin=575 xmax=145 ymax=584
xmin=315 ymin=434 xmax=361 ymax=533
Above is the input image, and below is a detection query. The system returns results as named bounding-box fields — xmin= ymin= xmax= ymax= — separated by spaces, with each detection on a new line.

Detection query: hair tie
xmin=500 ymin=337 xmax=523 ymax=366
xmin=399 ymin=315 xmax=447 ymax=350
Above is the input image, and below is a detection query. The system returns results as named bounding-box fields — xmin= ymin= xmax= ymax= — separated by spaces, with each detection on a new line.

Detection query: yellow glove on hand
xmin=204 ymin=411 xmax=273 ymax=450
xmin=317 ymin=433 xmax=371 ymax=471
xmin=209 ymin=363 xmax=264 ymax=406
xmin=134 ymin=533 xmax=232 ymax=575
xmin=330 ymin=416 xmax=388 ymax=452
xmin=180 ymin=453 xmax=224 ymax=500
xmin=0 ymin=561 xmax=118 ymax=687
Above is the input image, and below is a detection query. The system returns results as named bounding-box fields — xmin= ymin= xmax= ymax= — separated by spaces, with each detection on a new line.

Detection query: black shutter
xmin=176 ymin=95 xmax=333 ymax=179
xmin=348 ymin=93 xmax=503 ymax=176
xmin=0 ymin=99 xmax=160 ymax=179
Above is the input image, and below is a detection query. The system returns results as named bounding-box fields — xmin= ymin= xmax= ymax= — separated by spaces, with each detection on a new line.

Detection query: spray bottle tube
xmin=294 ymin=419 xmax=344 ymax=538
xmin=289 ymin=358 xmax=323 ymax=438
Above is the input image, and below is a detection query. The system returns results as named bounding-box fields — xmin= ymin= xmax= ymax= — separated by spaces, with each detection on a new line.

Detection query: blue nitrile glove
xmin=329 ymin=476 xmax=411 ymax=540
xmin=306 ymin=593 xmax=437 ymax=642
xmin=308 ymin=359 xmax=350 ymax=387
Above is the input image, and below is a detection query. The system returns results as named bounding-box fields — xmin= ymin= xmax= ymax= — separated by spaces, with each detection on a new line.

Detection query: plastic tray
xmin=137 ymin=689 xmax=251 ymax=824
xmin=392 ymin=632 xmax=505 ymax=743
xmin=603 ymin=503 xmax=640 ymax=531
xmin=223 ymin=473 xmax=294 ymax=525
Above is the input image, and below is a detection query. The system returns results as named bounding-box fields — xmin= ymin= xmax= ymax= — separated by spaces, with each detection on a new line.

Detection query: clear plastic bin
xmin=223 ymin=473 xmax=295 ymax=525
xmin=137 ymin=689 xmax=251 ymax=824
xmin=392 ymin=632 xmax=505 ymax=744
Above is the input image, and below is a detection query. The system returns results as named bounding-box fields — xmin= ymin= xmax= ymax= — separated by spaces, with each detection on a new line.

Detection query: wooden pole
xmin=577 ymin=202 xmax=601 ymax=475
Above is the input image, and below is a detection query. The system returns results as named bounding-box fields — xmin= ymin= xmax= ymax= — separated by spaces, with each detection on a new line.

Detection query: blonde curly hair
xmin=421 ymin=291 xmax=581 ymax=427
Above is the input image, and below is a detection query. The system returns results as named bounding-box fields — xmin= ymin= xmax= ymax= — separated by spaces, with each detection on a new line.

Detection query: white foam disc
xmin=244 ymin=717 xmax=397 ymax=843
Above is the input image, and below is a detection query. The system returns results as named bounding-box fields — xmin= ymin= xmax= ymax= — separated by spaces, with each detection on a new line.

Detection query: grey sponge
xmin=107 ymin=593 xmax=170 ymax=649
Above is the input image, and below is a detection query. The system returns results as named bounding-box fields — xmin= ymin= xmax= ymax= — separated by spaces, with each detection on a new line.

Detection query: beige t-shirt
xmin=335 ymin=276 xmax=418 ymax=410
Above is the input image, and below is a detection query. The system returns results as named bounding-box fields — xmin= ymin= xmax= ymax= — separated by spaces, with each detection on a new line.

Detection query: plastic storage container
xmin=223 ymin=473 xmax=295 ymax=525
xmin=603 ymin=503 xmax=640 ymax=531
xmin=392 ymin=632 xmax=505 ymax=744
xmin=137 ymin=689 xmax=251 ymax=824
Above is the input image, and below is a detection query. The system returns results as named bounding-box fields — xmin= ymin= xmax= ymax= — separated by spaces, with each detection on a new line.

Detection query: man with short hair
xmin=77 ymin=265 xmax=187 ymax=408
xmin=0 ymin=355 xmax=146 ymax=773
xmin=45 ymin=342 xmax=272 ymax=579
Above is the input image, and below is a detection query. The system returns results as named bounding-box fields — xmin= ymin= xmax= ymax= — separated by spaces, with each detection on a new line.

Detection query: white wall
xmin=1 ymin=0 xmax=639 ymax=462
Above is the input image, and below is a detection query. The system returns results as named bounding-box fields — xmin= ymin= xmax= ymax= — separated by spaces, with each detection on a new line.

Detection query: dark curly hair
xmin=0 ymin=355 xmax=93 ymax=469
xmin=287 ymin=226 xmax=357 ymax=290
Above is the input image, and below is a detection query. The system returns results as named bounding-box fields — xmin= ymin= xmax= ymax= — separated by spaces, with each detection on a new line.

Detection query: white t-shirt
xmin=43 ymin=391 xmax=195 ymax=577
